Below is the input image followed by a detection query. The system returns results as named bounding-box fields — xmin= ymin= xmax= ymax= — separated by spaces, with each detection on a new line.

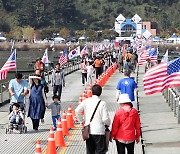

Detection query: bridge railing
xmin=0 ymin=59 xmax=80 ymax=105
xmin=162 ymin=88 xmax=180 ymax=123
xmin=136 ymin=65 xmax=145 ymax=154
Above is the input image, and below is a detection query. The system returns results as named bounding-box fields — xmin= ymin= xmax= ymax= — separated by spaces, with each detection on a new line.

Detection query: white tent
xmin=0 ymin=33 xmax=6 ymax=41
xmin=54 ymin=36 xmax=65 ymax=43
xmin=79 ymin=34 xmax=86 ymax=40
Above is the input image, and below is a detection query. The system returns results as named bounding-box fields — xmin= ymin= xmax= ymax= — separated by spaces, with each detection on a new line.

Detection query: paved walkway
xmin=0 ymin=68 xmax=143 ymax=154
xmin=1 ymin=65 xmax=180 ymax=154
xmin=138 ymin=66 xmax=180 ymax=154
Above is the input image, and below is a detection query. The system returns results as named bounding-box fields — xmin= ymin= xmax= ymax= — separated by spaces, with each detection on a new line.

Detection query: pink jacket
xmin=80 ymin=63 xmax=87 ymax=73
xmin=111 ymin=107 xmax=141 ymax=141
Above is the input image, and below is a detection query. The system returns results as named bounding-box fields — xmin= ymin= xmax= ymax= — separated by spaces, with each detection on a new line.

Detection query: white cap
xmin=117 ymin=94 xmax=131 ymax=104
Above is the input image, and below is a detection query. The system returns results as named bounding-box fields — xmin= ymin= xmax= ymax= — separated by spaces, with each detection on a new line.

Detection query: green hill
xmin=0 ymin=0 xmax=179 ymax=36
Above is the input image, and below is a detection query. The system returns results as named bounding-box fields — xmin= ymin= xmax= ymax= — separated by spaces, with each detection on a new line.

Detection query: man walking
xmin=52 ymin=63 xmax=65 ymax=99
xmin=8 ymin=72 xmax=29 ymax=112
xmin=75 ymin=84 xmax=111 ymax=154
xmin=116 ymin=69 xmax=138 ymax=109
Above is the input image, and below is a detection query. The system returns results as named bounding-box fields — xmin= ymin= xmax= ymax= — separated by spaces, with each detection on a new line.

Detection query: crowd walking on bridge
xmin=5 ymin=43 xmax=143 ymax=154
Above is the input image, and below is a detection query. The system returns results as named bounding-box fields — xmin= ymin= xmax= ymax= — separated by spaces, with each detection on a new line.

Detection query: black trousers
xmin=40 ymin=100 xmax=46 ymax=119
xmin=53 ymin=85 xmax=62 ymax=99
xmin=115 ymin=140 xmax=135 ymax=154
xmin=82 ymin=73 xmax=87 ymax=84
xmin=86 ymin=134 xmax=106 ymax=154
xmin=31 ymin=119 xmax=40 ymax=130
xmin=95 ymin=67 xmax=102 ymax=79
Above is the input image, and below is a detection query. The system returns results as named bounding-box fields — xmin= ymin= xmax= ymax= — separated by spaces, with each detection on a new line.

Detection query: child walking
xmin=46 ymin=95 xmax=61 ymax=130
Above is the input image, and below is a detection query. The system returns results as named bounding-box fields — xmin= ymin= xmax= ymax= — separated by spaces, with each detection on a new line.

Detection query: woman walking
xmin=110 ymin=94 xmax=141 ymax=154
xmin=28 ymin=75 xmax=47 ymax=131
xmin=80 ymin=59 xmax=87 ymax=86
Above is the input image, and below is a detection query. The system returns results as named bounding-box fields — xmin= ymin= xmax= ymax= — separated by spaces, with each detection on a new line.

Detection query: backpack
xmin=124 ymin=62 xmax=133 ymax=70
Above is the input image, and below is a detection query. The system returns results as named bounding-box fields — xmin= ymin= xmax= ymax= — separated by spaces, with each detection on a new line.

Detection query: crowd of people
xmin=7 ymin=45 xmax=142 ymax=154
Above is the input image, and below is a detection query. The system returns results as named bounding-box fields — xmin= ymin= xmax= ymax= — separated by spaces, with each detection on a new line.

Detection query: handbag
xmin=82 ymin=100 xmax=101 ymax=141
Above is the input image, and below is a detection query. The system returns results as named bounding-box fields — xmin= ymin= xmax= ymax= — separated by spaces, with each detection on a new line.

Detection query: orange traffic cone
xmin=62 ymin=111 xmax=70 ymax=136
xmin=82 ymin=93 xmax=86 ymax=101
xmin=67 ymin=105 xmax=75 ymax=129
xmin=72 ymin=109 xmax=78 ymax=122
xmin=84 ymin=88 xmax=87 ymax=94
xmin=55 ymin=119 xmax=66 ymax=147
xmin=79 ymin=94 xmax=83 ymax=103
xmin=46 ymin=127 xmax=56 ymax=154
xmin=35 ymin=140 xmax=42 ymax=154
xmin=87 ymin=87 xmax=92 ymax=98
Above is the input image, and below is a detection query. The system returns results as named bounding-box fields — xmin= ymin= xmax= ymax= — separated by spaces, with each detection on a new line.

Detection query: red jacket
xmin=111 ymin=107 xmax=141 ymax=141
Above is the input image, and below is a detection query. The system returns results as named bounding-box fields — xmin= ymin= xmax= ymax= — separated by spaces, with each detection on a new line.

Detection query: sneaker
xmin=15 ymin=125 xmax=18 ymax=130
xmin=41 ymin=119 xmax=44 ymax=123
xmin=9 ymin=123 xmax=13 ymax=130
xmin=33 ymin=129 xmax=38 ymax=132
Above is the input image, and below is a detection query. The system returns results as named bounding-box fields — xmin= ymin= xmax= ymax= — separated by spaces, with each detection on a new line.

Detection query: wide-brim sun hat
xmin=29 ymin=75 xmax=41 ymax=80
xmin=117 ymin=94 xmax=131 ymax=104
xmin=29 ymin=75 xmax=41 ymax=85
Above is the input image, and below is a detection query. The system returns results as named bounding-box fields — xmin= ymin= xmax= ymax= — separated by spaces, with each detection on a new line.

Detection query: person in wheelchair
xmin=8 ymin=103 xmax=24 ymax=130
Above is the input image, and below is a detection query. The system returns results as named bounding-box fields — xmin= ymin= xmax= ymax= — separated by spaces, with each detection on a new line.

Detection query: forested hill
xmin=0 ymin=0 xmax=179 ymax=35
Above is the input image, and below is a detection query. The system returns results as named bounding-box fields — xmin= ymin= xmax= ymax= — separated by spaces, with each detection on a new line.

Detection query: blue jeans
xmin=10 ymin=115 xmax=21 ymax=124
xmin=52 ymin=115 xmax=61 ymax=129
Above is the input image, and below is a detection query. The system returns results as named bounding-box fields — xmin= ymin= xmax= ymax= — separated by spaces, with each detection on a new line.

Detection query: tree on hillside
xmin=22 ymin=26 xmax=35 ymax=41
xmin=102 ymin=29 xmax=118 ymax=40
xmin=60 ymin=28 xmax=70 ymax=39
xmin=85 ymin=29 xmax=98 ymax=41
xmin=11 ymin=27 xmax=23 ymax=40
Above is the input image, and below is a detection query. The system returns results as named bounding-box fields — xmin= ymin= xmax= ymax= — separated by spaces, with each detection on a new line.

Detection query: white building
xmin=166 ymin=33 xmax=180 ymax=44
xmin=115 ymin=14 xmax=142 ymax=38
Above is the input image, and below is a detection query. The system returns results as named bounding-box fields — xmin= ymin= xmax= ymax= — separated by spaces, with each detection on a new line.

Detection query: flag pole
xmin=11 ymin=40 xmax=17 ymax=73
xmin=11 ymin=40 xmax=15 ymax=52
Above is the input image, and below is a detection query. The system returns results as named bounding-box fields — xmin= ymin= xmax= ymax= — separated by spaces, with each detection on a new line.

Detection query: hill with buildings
xmin=0 ymin=0 xmax=179 ymax=38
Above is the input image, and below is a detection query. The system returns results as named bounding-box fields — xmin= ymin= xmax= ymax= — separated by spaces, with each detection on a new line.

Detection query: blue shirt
xmin=9 ymin=79 xmax=28 ymax=103
xmin=116 ymin=77 xmax=137 ymax=101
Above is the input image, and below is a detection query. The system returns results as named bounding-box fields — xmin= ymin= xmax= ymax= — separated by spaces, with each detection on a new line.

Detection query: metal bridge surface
xmin=1 ymin=65 xmax=180 ymax=154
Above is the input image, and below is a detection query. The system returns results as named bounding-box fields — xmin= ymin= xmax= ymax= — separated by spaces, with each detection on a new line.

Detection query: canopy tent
xmin=79 ymin=34 xmax=86 ymax=40
xmin=0 ymin=33 xmax=6 ymax=41
xmin=54 ymin=36 xmax=65 ymax=43
xmin=152 ymin=36 xmax=161 ymax=42
xmin=167 ymin=33 xmax=180 ymax=44
xmin=170 ymin=33 xmax=178 ymax=38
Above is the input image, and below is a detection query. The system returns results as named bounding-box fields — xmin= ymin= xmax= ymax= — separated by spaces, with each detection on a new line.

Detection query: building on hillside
xmin=142 ymin=22 xmax=157 ymax=36
xmin=115 ymin=14 xmax=158 ymax=39
xmin=166 ymin=33 xmax=180 ymax=44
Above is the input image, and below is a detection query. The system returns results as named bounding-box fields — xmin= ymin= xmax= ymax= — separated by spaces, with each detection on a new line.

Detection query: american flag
xmin=59 ymin=49 xmax=68 ymax=66
xmin=80 ymin=46 xmax=88 ymax=57
xmin=143 ymin=57 xmax=180 ymax=95
xmin=0 ymin=49 xmax=16 ymax=80
xmin=138 ymin=46 xmax=150 ymax=65
xmin=149 ymin=48 xmax=158 ymax=62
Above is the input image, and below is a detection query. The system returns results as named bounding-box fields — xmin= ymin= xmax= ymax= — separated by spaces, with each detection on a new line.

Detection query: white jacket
xmin=75 ymin=95 xmax=110 ymax=135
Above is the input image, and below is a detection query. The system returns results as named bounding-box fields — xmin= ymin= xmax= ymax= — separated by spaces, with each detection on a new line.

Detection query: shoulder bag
xmin=82 ymin=100 xmax=101 ymax=141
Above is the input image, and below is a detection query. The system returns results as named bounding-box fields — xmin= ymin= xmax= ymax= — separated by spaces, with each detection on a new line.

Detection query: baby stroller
xmin=5 ymin=103 xmax=27 ymax=134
